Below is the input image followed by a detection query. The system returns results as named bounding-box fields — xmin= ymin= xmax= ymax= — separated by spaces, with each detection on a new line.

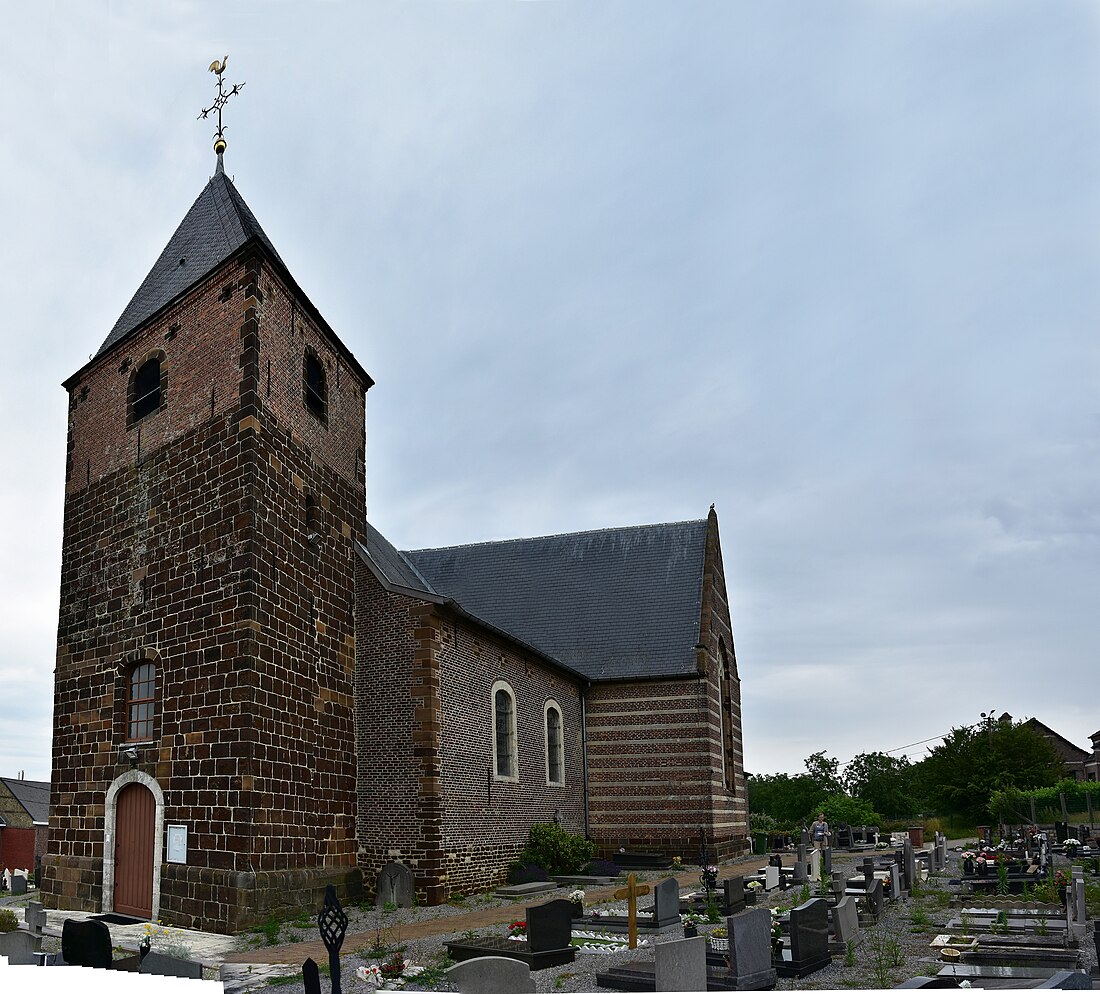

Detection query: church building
xmin=43 ymin=126 xmax=747 ymax=933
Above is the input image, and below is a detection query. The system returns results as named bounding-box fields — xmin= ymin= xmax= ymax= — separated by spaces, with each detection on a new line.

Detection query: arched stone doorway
xmin=103 ymin=771 xmax=164 ymax=920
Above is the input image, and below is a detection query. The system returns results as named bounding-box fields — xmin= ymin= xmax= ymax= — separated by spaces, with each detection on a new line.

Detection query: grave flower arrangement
xmin=570 ymin=888 xmax=585 ymax=908
xmin=507 ymin=919 xmax=527 ymax=938
xmin=357 ymin=964 xmax=384 ymax=987
xmin=1064 ymin=838 xmax=1082 ymax=853
xmin=672 ymin=855 xmax=682 ymax=867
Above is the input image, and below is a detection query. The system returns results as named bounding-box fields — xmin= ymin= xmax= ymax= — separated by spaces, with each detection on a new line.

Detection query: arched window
xmin=127 ymin=661 xmax=157 ymax=741
xmin=130 ymin=355 xmax=164 ymax=423
xmin=304 ymin=350 xmax=327 ymax=420
xmin=545 ymin=700 xmax=564 ymax=785
xmin=492 ymin=681 xmax=517 ymax=780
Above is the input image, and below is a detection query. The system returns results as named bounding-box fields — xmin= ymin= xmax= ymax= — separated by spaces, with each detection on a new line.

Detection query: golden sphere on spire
xmin=214 ymin=137 xmax=227 ymax=154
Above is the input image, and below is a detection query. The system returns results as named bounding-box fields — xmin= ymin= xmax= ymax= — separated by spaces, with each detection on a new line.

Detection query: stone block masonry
xmin=45 ymin=247 xmax=368 ymax=932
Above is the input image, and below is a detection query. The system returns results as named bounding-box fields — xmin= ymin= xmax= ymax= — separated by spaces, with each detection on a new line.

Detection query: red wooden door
xmin=114 ymin=783 xmax=155 ymax=918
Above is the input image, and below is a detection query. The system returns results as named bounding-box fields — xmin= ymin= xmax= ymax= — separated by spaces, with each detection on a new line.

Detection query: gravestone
xmin=25 ymin=900 xmax=47 ymax=937
xmin=888 ymin=864 xmax=901 ymax=900
xmin=304 ymin=957 xmax=321 ymax=994
xmin=866 ymin=878 xmax=885 ymax=918
xmin=140 ymin=951 xmax=205 ymax=978
xmin=375 ymin=862 xmax=415 ymax=908
xmin=822 ymin=846 xmax=832 ymax=876
xmin=808 ymin=849 xmax=821 ymax=882
xmin=654 ymin=934 xmax=707 ymax=992
xmin=722 ymin=875 xmax=745 ymax=915
xmin=1034 ymin=971 xmax=1093 ymax=990
xmin=830 ymin=876 xmax=846 ymax=902
xmin=10 ymin=871 xmax=27 ymax=896
xmin=527 ymin=899 xmax=574 ymax=954
xmin=862 ymin=857 xmax=875 ymax=888
xmin=445 ymin=955 xmax=536 ymax=994
xmin=0 ymin=929 xmax=37 ymax=966
xmin=652 ymin=876 xmax=681 ymax=926
xmin=1073 ymin=878 xmax=1087 ymax=924
xmin=904 ymin=839 xmax=917 ymax=890
xmin=62 ymin=917 xmax=114 ymax=969
xmin=792 ymin=860 xmax=807 ymax=885
xmin=765 ymin=863 xmax=779 ymax=890
xmin=781 ymin=898 xmax=831 ymax=978
xmin=832 ymin=895 xmax=859 ymax=946
xmin=726 ymin=908 xmax=777 ymax=990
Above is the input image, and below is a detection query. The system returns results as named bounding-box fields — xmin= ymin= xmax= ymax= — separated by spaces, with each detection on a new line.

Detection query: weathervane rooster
xmin=198 ymin=55 xmax=245 ymax=156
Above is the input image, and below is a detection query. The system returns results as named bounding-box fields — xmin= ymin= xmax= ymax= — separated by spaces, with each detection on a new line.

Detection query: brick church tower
xmin=42 ymin=148 xmax=371 ymax=931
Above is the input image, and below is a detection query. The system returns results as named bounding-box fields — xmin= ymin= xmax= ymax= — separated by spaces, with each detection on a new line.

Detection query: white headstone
xmin=765 ymin=864 xmax=779 ymax=890
xmin=809 ymin=849 xmax=822 ymax=882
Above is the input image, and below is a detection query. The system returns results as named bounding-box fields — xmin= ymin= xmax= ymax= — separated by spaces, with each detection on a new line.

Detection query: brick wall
xmin=45 ymin=246 xmax=368 ymax=932
xmin=354 ymin=567 xmax=586 ymax=903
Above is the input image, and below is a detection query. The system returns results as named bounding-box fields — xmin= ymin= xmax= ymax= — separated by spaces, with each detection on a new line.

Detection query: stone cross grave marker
xmin=655 ymin=934 xmax=707 ymax=992
xmin=614 ymin=872 xmax=651 ymax=949
xmin=25 ymin=901 xmax=47 ymax=938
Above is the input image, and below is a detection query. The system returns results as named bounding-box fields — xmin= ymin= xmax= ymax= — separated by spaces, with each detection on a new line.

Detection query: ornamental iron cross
xmin=198 ymin=55 xmax=245 ymax=155
xmin=317 ymin=884 xmax=348 ymax=994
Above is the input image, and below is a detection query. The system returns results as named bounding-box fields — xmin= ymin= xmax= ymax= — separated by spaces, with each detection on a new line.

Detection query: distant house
xmin=0 ymin=777 xmax=50 ymax=871
xmin=1020 ymin=718 xmax=1094 ymax=782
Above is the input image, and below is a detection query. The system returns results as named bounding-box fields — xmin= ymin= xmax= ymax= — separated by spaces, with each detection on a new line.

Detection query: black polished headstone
xmin=62 ymin=918 xmax=114 ymax=970
xmin=527 ymin=899 xmax=574 ymax=952
xmin=722 ymin=876 xmax=745 ymax=914
xmin=303 ymin=957 xmax=322 ymax=994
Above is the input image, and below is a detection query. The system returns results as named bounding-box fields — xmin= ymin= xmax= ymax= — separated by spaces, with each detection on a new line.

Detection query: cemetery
xmin=2 ymin=821 xmax=1097 ymax=990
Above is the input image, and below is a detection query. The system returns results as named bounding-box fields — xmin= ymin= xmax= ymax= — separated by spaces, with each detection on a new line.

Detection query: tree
xmin=914 ymin=719 xmax=1064 ymax=824
xmin=844 ymin=751 xmax=919 ymax=819
xmin=804 ymin=751 xmax=843 ymax=795
xmin=747 ymin=772 xmax=826 ymax=826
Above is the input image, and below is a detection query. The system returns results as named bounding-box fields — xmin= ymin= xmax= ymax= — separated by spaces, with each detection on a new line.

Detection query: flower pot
xmin=744 ymin=890 xmax=757 ymax=906
xmin=684 ymin=923 xmax=698 ymax=938
xmin=571 ymin=903 xmax=583 ymax=919
xmin=1058 ymin=886 xmax=1067 ymax=906
xmin=709 ymin=937 xmax=729 ymax=953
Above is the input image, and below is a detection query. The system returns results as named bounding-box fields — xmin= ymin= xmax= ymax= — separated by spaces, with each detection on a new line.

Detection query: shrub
xmin=517 ymin=823 xmax=596 ymax=876
xmin=507 ymin=863 xmax=550 ymax=885
xmin=0 ymin=909 xmax=18 ymax=932
xmin=586 ymin=859 xmax=622 ymax=877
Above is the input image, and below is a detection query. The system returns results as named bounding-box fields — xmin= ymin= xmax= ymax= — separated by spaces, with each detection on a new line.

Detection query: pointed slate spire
xmin=95 ymin=171 xmax=285 ymax=358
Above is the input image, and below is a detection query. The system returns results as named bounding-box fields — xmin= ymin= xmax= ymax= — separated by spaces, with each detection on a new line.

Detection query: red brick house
xmin=0 ymin=777 xmax=50 ymax=873
xmin=43 ymin=156 xmax=747 ymax=932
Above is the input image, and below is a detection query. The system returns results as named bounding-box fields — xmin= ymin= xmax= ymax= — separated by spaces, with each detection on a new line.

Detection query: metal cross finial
xmin=198 ymin=55 xmax=246 ymax=156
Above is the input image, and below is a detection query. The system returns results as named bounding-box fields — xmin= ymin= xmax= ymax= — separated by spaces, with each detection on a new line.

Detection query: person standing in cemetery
xmin=812 ymin=813 xmax=830 ymax=850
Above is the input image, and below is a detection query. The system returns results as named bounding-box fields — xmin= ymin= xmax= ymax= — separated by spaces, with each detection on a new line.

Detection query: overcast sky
xmin=2 ymin=2 xmax=1098 ymax=787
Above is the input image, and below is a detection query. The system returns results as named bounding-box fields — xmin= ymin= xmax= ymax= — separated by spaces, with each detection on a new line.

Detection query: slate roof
xmin=95 ymin=160 xmax=284 ymax=359
xmin=0 ymin=777 xmax=50 ymax=825
xmin=402 ymin=519 xmax=709 ymax=682
xmin=360 ymin=521 xmax=437 ymax=596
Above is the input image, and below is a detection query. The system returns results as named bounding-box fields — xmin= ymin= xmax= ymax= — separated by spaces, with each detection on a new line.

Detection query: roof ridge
xmin=405 ymin=517 xmax=707 ymax=556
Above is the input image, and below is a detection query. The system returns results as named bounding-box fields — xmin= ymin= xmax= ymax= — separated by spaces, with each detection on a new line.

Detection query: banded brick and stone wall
xmin=585 ymin=510 xmax=748 ymax=860
xmin=45 ymin=246 xmax=367 ymax=932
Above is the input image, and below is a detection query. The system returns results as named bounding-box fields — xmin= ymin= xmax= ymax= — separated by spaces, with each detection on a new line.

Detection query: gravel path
xmin=218 ymin=847 xmax=1096 ymax=993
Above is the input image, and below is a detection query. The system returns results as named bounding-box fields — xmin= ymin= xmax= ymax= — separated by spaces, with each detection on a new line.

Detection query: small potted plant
xmin=681 ymin=912 xmax=702 ymax=938
xmin=569 ymin=889 xmax=585 ymax=918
